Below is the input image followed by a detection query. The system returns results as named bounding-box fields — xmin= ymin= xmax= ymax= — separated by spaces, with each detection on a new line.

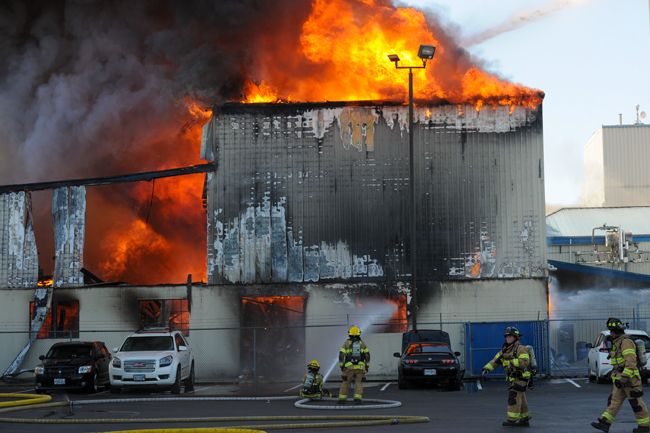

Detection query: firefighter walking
xmin=482 ymin=326 xmax=533 ymax=427
xmin=591 ymin=318 xmax=650 ymax=433
xmin=338 ymin=325 xmax=370 ymax=404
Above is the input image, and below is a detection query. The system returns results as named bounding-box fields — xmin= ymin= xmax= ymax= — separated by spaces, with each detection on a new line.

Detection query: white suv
xmin=587 ymin=329 xmax=650 ymax=384
xmin=109 ymin=328 xmax=194 ymax=394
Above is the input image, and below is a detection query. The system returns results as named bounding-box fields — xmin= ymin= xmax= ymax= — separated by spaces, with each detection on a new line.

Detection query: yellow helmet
xmin=348 ymin=325 xmax=361 ymax=337
xmin=307 ymin=359 xmax=320 ymax=369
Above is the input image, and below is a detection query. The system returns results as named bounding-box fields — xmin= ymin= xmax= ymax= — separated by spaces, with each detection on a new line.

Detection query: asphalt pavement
xmin=0 ymin=378 xmax=646 ymax=433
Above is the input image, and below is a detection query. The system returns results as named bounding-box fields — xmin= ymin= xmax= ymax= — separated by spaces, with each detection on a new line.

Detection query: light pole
xmin=388 ymin=45 xmax=435 ymax=332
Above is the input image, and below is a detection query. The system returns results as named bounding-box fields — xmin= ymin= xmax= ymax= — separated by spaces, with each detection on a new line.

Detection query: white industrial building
xmin=582 ymin=124 xmax=650 ymax=207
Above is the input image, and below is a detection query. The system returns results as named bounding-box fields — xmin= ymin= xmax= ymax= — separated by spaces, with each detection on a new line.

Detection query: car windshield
xmin=120 ymin=336 xmax=174 ymax=352
xmin=46 ymin=345 xmax=92 ymax=359
xmin=406 ymin=343 xmax=449 ymax=354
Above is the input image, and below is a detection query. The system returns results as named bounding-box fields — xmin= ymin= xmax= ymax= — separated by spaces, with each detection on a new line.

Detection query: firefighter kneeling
xmin=591 ymin=318 xmax=650 ymax=433
xmin=482 ymin=326 xmax=532 ymax=427
xmin=300 ymin=359 xmax=327 ymax=399
xmin=338 ymin=325 xmax=370 ymax=404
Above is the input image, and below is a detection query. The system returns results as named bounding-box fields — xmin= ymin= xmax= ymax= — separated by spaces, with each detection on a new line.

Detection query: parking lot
xmin=1 ymin=378 xmax=646 ymax=433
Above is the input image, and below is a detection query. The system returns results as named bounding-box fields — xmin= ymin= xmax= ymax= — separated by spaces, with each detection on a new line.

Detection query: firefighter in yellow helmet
xmin=300 ymin=359 xmax=325 ymax=399
xmin=337 ymin=325 xmax=370 ymax=404
xmin=482 ymin=326 xmax=532 ymax=427
xmin=591 ymin=318 xmax=649 ymax=433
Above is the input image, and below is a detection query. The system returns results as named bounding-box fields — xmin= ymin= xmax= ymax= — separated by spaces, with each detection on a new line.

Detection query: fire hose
xmin=0 ymin=395 xmax=428 ymax=431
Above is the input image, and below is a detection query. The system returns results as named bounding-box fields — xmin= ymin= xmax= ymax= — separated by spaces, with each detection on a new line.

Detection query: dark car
xmin=393 ymin=330 xmax=464 ymax=390
xmin=34 ymin=341 xmax=111 ymax=393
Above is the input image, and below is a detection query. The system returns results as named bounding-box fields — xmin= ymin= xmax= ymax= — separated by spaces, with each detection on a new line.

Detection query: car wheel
xmin=86 ymin=372 xmax=99 ymax=394
xmin=171 ymin=366 xmax=182 ymax=394
xmin=184 ymin=362 xmax=195 ymax=393
xmin=588 ymin=367 xmax=596 ymax=383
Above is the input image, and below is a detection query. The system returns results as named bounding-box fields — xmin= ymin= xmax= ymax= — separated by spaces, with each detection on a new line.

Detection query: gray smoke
xmin=0 ymin=0 xmax=312 ymax=184
xmin=462 ymin=0 xmax=591 ymax=47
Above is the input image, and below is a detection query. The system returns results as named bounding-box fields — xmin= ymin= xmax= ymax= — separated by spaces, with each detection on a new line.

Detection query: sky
xmin=405 ymin=0 xmax=650 ymax=206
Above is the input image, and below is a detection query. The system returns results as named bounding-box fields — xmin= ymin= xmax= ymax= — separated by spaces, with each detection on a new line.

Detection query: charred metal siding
xmin=203 ymin=102 xmax=546 ymax=284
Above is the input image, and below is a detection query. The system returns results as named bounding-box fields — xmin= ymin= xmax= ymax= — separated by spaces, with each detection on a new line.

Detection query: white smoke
xmin=462 ymin=0 xmax=592 ymax=47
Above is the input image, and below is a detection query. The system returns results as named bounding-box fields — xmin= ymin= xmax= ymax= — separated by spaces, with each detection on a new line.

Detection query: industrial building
xmin=546 ymin=206 xmax=650 ymax=374
xmin=0 ymin=100 xmax=549 ymax=380
xmin=582 ymin=123 xmax=650 ymax=207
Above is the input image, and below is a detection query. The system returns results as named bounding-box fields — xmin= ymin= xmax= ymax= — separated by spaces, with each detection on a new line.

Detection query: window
xmin=29 ymin=300 xmax=80 ymax=339
xmin=174 ymin=334 xmax=185 ymax=350
xmin=121 ymin=336 xmax=175 ymax=352
xmin=138 ymin=299 xmax=190 ymax=336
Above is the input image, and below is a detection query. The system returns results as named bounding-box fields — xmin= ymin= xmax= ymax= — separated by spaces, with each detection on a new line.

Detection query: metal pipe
xmin=0 ymin=163 xmax=216 ymax=193
xmin=408 ymin=67 xmax=418 ymax=332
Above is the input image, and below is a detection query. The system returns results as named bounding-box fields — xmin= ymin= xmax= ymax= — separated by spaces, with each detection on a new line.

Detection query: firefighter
xmin=482 ymin=326 xmax=532 ymax=427
xmin=591 ymin=318 xmax=650 ymax=433
xmin=300 ymin=359 xmax=325 ymax=399
xmin=337 ymin=325 xmax=370 ymax=404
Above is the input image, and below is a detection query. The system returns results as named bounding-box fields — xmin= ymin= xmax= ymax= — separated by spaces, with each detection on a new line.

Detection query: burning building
xmin=0 ymin=0 xmax=550 ymax=381
xmin=197 ymin=99 xmax=548 ymax=378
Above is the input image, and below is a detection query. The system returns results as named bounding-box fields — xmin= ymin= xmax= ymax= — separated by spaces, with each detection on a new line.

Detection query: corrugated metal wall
xmin=203 ymin=102 xmax=546 ymax=284
xmin=602 ymin=125 xmax=650 ymax=206
xmin=0 ymin=192 xmax=38 ymax=288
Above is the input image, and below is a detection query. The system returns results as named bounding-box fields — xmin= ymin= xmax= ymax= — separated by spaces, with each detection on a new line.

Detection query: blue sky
xmin=404 ymin=0 xmax=650 ymax=205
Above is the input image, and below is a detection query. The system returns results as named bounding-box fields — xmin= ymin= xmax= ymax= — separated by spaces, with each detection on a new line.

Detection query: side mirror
xmin=454 ymin=352 xmax=461 ymax=357
xmin=38 ymin=355 xmax=45 ymax=361
xmin=112 ymin=347 xmax=119 ymax=353
xmin=178 ymin=345 xmax=188 ymax=352
xmin=393 ymin=352 xmax=401 ymax=358
xmin=586 ymin=343 xmax=593 ymax=349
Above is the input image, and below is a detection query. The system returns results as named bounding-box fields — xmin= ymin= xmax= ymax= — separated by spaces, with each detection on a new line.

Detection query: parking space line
xmin=565 ymin=378 xmax=582 ymax=388
xmin=380 ymin=382 xmax=392 ymax=391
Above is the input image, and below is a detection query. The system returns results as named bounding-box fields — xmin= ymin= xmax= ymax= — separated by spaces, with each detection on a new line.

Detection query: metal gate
xmin=465 ymin=321 xmax=548 ymax=376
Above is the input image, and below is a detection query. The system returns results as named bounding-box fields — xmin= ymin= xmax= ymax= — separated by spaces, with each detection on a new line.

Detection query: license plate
xmin=54 ymin=378 xmax=65 ymax=385
xmin=424 ymin=369 xmax=437 ymax=376
xmin=133 ymin=374 xmax=145 ymax=382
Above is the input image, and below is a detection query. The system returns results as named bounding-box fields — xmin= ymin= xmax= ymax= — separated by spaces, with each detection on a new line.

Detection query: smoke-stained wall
xmin=52 ymin=186 xmax=86 ymax=287
xmin=203 ymin=102 xmax=546 ymax=284
xmin=0 ymin=192 xmax=38 ymax=287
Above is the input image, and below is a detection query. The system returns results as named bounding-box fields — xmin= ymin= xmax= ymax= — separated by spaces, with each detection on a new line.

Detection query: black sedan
xmin=35 ymin=341 xmax=111 ymax=393
xmin=394 ymin=342 xmax=464 ymax=390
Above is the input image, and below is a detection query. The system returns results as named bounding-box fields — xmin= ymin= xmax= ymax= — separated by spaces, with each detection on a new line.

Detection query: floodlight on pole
xmin=387 ymin=44 xmax=436 ymax=332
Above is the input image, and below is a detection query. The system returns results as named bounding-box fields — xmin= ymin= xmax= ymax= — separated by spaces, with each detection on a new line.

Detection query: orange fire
xmin=89 ymin=100 xmax=212 ymax=284
xmin=244 ymin=0 xmax=542 ymax=109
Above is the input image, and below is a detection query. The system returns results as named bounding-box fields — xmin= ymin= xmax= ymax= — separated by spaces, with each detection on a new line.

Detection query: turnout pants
xmin=338 ymin=367 xmax=364 ymax=400
xmin=601 ymin=378 xmax=650 ymax=427
xmin=507 ymin=380 xmax=530 ymax=422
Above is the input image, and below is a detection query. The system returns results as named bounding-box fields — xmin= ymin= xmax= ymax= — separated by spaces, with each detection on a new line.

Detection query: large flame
xmin=244 ymin=0 xmax=542 ymax=108
xmin=87 ymin=100 xmax=212 ymax=284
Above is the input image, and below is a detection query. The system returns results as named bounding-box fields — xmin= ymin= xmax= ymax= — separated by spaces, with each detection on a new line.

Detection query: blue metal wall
xmin=465 ymin=321 xmax=548 ymax=376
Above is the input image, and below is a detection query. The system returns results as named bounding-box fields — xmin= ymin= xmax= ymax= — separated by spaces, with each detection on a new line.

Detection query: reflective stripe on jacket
xmin=339 ymin=339 xmax=370 ymax=369
xmin=483 ymin=342 xmax=530 ymax=381
xmin=610 ymin=335 xmax=641 ymax=380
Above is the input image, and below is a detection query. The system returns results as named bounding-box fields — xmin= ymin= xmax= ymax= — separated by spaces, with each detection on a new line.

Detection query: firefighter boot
xmin=518 ymin=417 xmax=530 ymax=427
xmin=633 ymin=426 xmax=650 ymax=433
xmin=502 ymin=420 xmax=519 ymax=427
xmin=590 ymin=418 xmax=611 ymax=433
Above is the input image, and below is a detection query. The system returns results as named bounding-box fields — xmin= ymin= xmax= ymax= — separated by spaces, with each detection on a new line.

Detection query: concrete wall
xmin=0 ymin=285 xmax=241 ymax=382
xmin=0 ymin=279 xmax=547 ymax=381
